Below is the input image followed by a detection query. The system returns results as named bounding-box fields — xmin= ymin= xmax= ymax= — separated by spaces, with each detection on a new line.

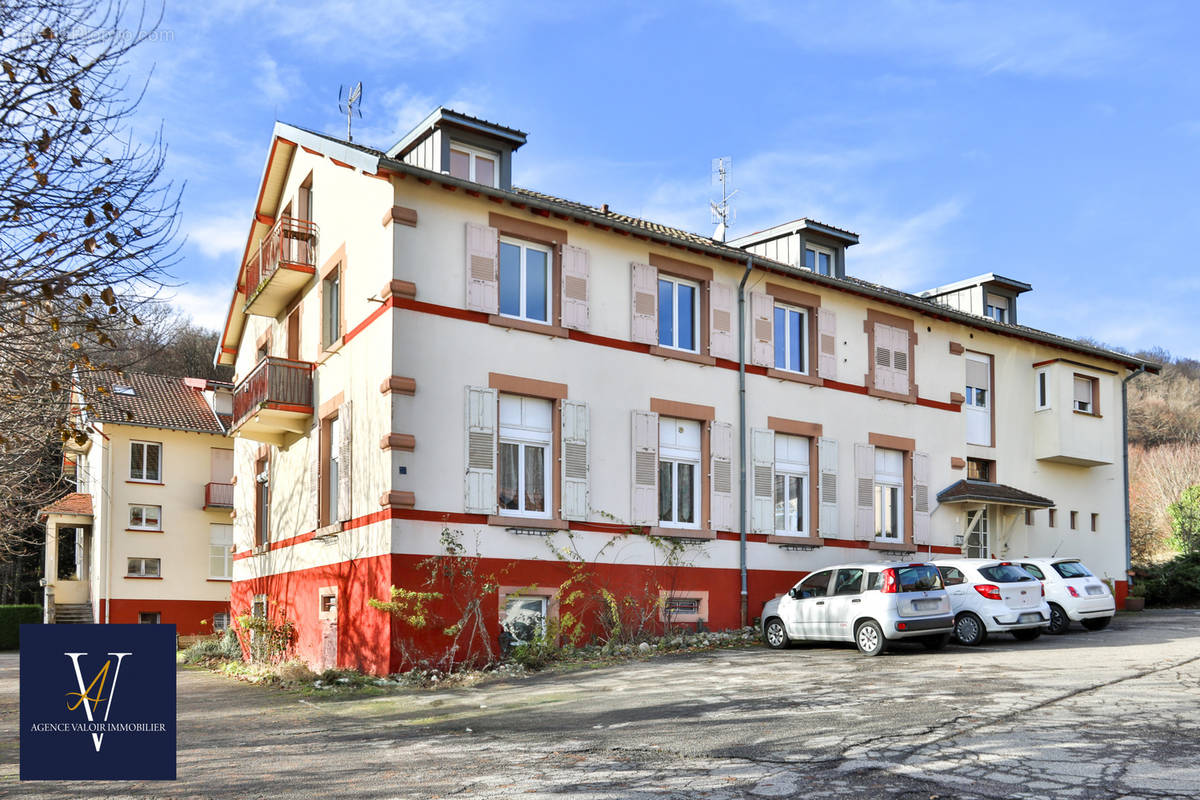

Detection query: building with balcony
xmin=40 ymin=371 xmax=235 ymax=633
xmin=217 ymin=107 xmax=1158 ymax=675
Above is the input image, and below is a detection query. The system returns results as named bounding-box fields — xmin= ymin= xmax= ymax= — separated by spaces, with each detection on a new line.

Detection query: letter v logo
xmin=64 ymin=652 xmax=131 ymax=752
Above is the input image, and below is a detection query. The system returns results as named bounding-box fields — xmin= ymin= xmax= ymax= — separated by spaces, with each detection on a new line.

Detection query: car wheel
xmin=954 ymin=612 xmax=988 ymax=646
xmin=1047 ymin=603 xmax=1070 ymax=635
xmin=764 ymin=618 xmax=791 ymax=649
xmin=921 ymin=633 xmax=951 ymax=651
xmin=855 ymin=620 xmax=888 ymax=656
xmin=1082 ymin=617 xmax=1111 ymax=632
xmin=1012 ymin=628 xmax=1042 ymax=641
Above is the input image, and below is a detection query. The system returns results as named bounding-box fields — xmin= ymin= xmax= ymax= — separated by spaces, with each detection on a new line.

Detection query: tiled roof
xmin=39 ymin=493 xmax=93 ymax=518
xmin=936 ymin=479 xmax=1054 ymax=508
xmin=78 ymin=370 xmax=226 ymax=436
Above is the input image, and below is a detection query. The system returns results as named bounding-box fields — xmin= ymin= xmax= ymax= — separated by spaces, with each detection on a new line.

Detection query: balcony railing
xmin=230 ymin=357 xmax=314 ymax=442
xmin=204 ymin=482 xmax=234 ymax=509
xmin=243 ymin=216 xmax=319 ymax=314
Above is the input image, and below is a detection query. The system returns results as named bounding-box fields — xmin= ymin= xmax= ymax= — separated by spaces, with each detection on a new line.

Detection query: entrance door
xmin=965 ymin=353 xmax=992 ymax=446
xmin=318 ymin=588 xmax=338 ymax=671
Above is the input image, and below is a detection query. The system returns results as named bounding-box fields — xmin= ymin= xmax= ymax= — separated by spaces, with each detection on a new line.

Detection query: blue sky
xmin=133 ymin=1 xmax=1200 ymax=358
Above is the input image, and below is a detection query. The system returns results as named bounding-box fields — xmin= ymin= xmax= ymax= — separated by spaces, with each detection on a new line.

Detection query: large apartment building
xmin=40 ymin=371 xmax=235 ymax=633
xmin=218 ymin=108 xmax=1157 ymax=674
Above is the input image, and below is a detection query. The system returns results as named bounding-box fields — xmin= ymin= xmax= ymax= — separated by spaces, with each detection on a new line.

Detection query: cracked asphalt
xmin=2 ymin=609 xmax=1199 ymax=799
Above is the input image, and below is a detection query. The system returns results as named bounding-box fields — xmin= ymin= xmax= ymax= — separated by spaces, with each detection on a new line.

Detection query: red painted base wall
xmin=99 ymin=598 xmax=231 ymax=635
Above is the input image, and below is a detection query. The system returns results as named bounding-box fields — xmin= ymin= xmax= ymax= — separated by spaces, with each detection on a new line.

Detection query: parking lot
xmin=3 ymin=609 xmax=1199 ymax=799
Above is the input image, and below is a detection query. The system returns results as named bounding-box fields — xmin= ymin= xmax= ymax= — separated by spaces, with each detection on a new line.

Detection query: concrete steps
xmin=54 ymin=603 xmax=93 ymax=624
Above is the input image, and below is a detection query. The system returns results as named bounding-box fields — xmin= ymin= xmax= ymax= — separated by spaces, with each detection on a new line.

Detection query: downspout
xmin=103 ymin=436 xmax=112 ymax=623
xmin=737 ymin=255 xmax=753 ymax=627
xmin=1122 ymin=364 xmax=1148 ymax=599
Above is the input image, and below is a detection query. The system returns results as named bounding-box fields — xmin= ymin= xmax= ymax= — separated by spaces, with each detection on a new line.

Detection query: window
xmin=868 ymin=318 xmax=913 ymax=398
xmin=129 ymin=441 xmax=161 ymax=482
xmin=938 ymin=566 xmax=967 ymax=586
xmin=1091 ymin=513 xmax=1099 ymax=532
xmin=796 ymin=570 xmax=831 ymax=598
xmin=874 ymin=448 xmax=904 ymax=541
xmin=498 ymin=238 xmax=551 ymax=324
xmin=254 ymin=456 xmax=269 ymax=547
xmin=657 ymin=276 xmax=699 ymax=352
xmin=252 ymin=594 xmax=267 ymax=620
xmin=803 ymin=245 xmax=834 ymax=276
xmin=664 ymin=596 xmax=701 ymax=617
xmin=325 ymin=414 xmax=341 ymax=525
xmin=772 ymin=304 xmax=808 ymax=373
xmin=1052 ymin=560 xmax=1093 ymax=579
xmin=213 ymin=612 xmax=230 ymax=632
xmin=658 ymin=416 xmax=701 ymax=527
xmin=322 ymin=266 xmax=341 ymax=348
xmin=965 ymin=507 xmax=989 ymax=558
xmin=985 ymin=293 xmax=1009 ymax=323
xmin=138 ymin=612 xmax=160 ymax=624
xmin=773 ymin=434 xmax=810 ymax=536
xmin=320 ymin=593 xmax=337 ymax=615
xmin=1074 ymin=375 xmax=1097 ymax=414
xmin=832 ymin=568 xmax=864 ymax=596
xmin=1021 ymin=563 xmax=1046 ymax=580
xmin=1070 ymin=510 xmax=1078 ymax=530
xmin=497 ymin=395 xmax=552 ymax=517
xmin=128 ymin=505 xmax=162 ymax=531
xmin=1036 ymin=368 xmax=1051 ymax=410
xmin=56 ymin=526 xmax=80 ymax=580
xmin=501 ymin=595 xmax=546 ymax=645
xmin=966 ymin=458 xmax=993 ymax=482
xmin=127 ymin=557 xmax=160 ymax=577
xmin=1025 ymin=509 xmax=1034 ymax=526
xmin=965 ymin=353 xmax=992 ymax=446
xmin=209 ymin=524 xmax=233 ymax=579
xmin=448 ymin=141 xmax=498 ymax=187
xmin=1049 ymin=508 xmax=1057 ymax=528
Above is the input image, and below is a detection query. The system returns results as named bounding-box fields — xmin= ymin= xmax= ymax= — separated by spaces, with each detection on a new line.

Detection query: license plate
xmin=1086 ymin=586 xmax=1103 ymax=595
xmin=1018 ymin=612 xmax=1041 ymax=623
xmin=913 ymin=599 xmax=939 ymax=610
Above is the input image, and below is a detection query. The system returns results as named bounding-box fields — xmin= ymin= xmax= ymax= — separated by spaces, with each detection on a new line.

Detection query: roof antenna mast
xmin=710 ymin=156 xmax=738 ymax=242
xmin=338 ymin=82 xmax=363 ymax=142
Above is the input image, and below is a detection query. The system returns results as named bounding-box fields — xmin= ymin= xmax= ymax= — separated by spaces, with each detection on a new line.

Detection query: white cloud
xmin=851 ymin=198 xmax=966 ymax=290
xmin=254 ymin=55 xmax=292 ymax=106
xmin=338 ymin=84 xmax=493 ymax=151
xmin=185 ymin=212 xmax=249 ymax=260
xmin=167 ymin=285 xmax=233 ymax=332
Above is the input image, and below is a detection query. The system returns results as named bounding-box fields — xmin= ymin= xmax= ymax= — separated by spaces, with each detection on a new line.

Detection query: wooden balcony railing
xmin=231 ymin=357 xmax=314 ymax=432
xmin=204 ymin=482 xmax=234 ymax=509
xmin=243 ymin=216 xmax=319 ymax=301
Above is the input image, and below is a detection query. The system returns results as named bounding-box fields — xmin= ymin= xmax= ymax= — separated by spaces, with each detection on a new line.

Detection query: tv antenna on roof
xmin=710 ymin=157 xmax=737 ymax=242
xmin=339 ymin=82 xmax=363 ymax=142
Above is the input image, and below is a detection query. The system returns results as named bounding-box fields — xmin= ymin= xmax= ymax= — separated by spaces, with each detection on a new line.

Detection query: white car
xmin=934 ymin=559 xmax=1050 ymax=646
xmin=761 ymin=562 xmax=954 ymax=656
xmin=1017 ymin=558 xmax=1115 ymax=634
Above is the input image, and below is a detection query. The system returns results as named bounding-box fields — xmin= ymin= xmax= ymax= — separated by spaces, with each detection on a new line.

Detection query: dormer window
xmin=804 ymin=245 xmax=834 ymax=276
xmin=985 ymin=293 xmax=1009 ymax=323
xmin=449 ymin=142 xmax=498 ymax=187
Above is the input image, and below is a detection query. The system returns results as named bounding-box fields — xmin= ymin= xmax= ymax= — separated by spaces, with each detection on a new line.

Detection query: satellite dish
xmin=338 ymin=82 xmax=363 ymax=142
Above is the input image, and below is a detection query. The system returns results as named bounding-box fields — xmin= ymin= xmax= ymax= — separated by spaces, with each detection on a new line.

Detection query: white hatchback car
xmin=1017 ymin=558 xmax=1115 ymax=634
xmin=934 ymin=559 xmax=1051 ymax=646
xmin=761 ymin=562 xmax=954 ymax=656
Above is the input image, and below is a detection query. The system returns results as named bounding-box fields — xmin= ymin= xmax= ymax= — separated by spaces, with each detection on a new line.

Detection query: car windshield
xmin=1053 ymin=561 xmax=1093 ymax=579
xmin=979 ymin=564 xmax=1036 ymax=583
xmin=897 ymin=564 xmax=942 ymax=592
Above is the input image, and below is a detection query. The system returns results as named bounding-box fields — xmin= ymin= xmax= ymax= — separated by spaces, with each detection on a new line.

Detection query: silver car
xmin=761 ymin=562 xmax=954 ymax=656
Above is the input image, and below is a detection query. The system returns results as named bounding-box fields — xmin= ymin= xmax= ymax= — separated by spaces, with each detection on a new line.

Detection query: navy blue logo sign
xmin=20 ymin=624 xmax=176 ymax=781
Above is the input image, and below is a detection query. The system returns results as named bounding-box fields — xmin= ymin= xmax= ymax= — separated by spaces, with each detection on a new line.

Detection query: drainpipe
xmin=1122 ymin=364 xmax=1148 ymax=595
xmin=737 ymin=255 xmax=753 ymax=628
xmin=103 ymin=436 xmax=112 ymax=623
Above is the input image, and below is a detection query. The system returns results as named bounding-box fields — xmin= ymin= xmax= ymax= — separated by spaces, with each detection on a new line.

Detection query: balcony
xmin=230 ymin=357 xmax=314 ymax=446
xmin=243 ymin=216 xmax=319 ymax=318
xmin=204 ymin=482 xmax=234 ymax=510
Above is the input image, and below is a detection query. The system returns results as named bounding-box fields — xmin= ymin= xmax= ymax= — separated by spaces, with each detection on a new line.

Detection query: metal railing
xmin=243 ymin=216 xmax=319 ymax=300
xmin=204 ymin=482 xmax=234 ymax=508
xmin=231 ymin=357 xmax=314 ymax=429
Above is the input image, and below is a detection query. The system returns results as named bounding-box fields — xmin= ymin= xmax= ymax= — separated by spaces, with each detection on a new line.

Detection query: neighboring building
xmin=40 ymin=371 xmax=235 ymax=633
xmin=217 ymin=108 xmax=1158 ymax=675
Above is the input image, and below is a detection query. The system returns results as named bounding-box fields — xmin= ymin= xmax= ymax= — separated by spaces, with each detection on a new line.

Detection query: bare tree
xmin=0 ymin=0 xmax=179 ymax=555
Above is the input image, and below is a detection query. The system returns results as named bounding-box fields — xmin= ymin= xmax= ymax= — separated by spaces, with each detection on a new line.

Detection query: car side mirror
xmin=788 ymin=588 xmax=801 ymax=599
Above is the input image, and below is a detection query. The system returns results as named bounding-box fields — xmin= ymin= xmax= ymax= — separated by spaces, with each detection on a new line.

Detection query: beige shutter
xmin=709 ymin=421 xmax=734 ymax=531
xmin=1074 ymin=376 xmax=1092 ymax=406
xmin=912 ymin=451 xmax=932 ymax=545
xmin=630 ymin=410 xmax=659 ymax=524
xmin=818 ymin=437 xmax=839 ymax=537
xmin=872 ymin=323 xmax=893 ymax=392
xmin=561 ymin=244 xmax=590 ymax=331
xmin=750 ymin=291 xmax=773 ymax=367
xmin=560 ymin=399 xmax=589 ymax=520
xmin=966 ymin=356 xmax=990 ymax=390
xmin=630 ymin=262 xmax=658 ymax=344
xmin=817 ymin=308 xmax=837 ymax=380
xmin=854 ymin=443 xmax=876 ymax=539
xmin=464 ymin=386 xmax=498 ymax=514
xmin=310 ymin=420 xmax=321 ymax=530
xmin=708 ymin=282 xmax=736 ymax=360
xmin=465 ymin=222 xmax=499 ymax=313
xmin=751 ymin=427 xmax=775 ymax=533
xmin=337 ymin=401 xmax=352 ymax=523
xmin=892 ymin=326 xmax=911 ymax=394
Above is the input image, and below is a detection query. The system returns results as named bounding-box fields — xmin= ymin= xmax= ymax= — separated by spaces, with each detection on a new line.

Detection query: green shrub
xmin=1141 ymin=552 xmax=1200 ymax=606
xmin=0 ymin=605 xmax=42 ymax=650
xmin=182 ymin=628 xmax=243 ymax=664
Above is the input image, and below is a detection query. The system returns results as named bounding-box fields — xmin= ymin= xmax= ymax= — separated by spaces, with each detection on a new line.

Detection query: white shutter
xmin=560 ymin=400 xmax=589 ymax=520
xmin=708 ymin=282 xmax=736 ymax=360
xmin=892 ymin=326 xmax=911 ymax=394
xmin=750 ymin=291 xmax=773 ymax=367
xmin=464 ymin=386 xmax=497 ymax=514
xmin=465 ymin=223 xmax=499 ymax=313
xmin=817 ymin=308 xmax=837 ymax=380
xmin=818 ymin=437 xmax=839 ymax=538
xmin=561 ymin=244 xmax=590 ymax=331
xmin=337 ymin=401 xmax=353 ymax=522
xmin=854 ymin=443 xmax=876 ymax=539
xmin=631 ymin=410 xmax=659 ymax=524
xmin=709 ymin=421 xmax=734 ymax=531
xmin=912 ymin=451 xmax=932 ymax=546
xmin=872 ymin=324 xmax=893 ymax=393
xmin=751 ymin=427 xmax=775 ymax=533
xmin=630 ymin=262 xmax=658 ymax=344
xmin=310 ymin=420 xmax=320 ymax=530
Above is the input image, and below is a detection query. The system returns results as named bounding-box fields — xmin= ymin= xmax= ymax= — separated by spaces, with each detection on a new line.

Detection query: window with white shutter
xmin=560 ymin=400 xmax=589 ymax=520
xmin=874 ymin=448 xmax=904 ymax=542
xmin=750 ymin=292 xmax=773 ymax=367
xmin=912 ymin=451 xmax=932 ymax=545
xmin=630 ymin=410 xmax=659 ymax=524
xmin=630 ymin=263 xmax=658 ymax=344
xmin=818 ymin=308 xmax=837 ymax=380
xmin=709 ymin=282 xmax=736 ymax=360
xmin=750 ymin=428 xmax=775 ymax=533
xmin=464 ymin=386 xmax=498 ymax=514
xmin=658 ymin=417 xmax=701 ymax=527
xmin=709 ymin=421 xmax=733 ymax=531
xmin=337 ymin=401 xmax=353 ymax=522
xmin=560 ymin=245 xmax=590 ymax=331
xmin=870 ymin=322 xmax=913 ymax=396
xmin=772 ymin=434 xmax=809 ymax=536
xmin=818 ymin=437 xmax=839 ymax=537
xmin=497 ymin=395 xmax=552 ymax=518
xmin=853 ymin=443 xmax=875 ymax=539
xmin=465 ymin=223 xmax=499 ymax=313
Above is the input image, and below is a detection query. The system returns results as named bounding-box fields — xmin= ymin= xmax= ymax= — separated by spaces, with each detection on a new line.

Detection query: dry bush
xmin=1129 ymin=443 xmax=1200 ymax=564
